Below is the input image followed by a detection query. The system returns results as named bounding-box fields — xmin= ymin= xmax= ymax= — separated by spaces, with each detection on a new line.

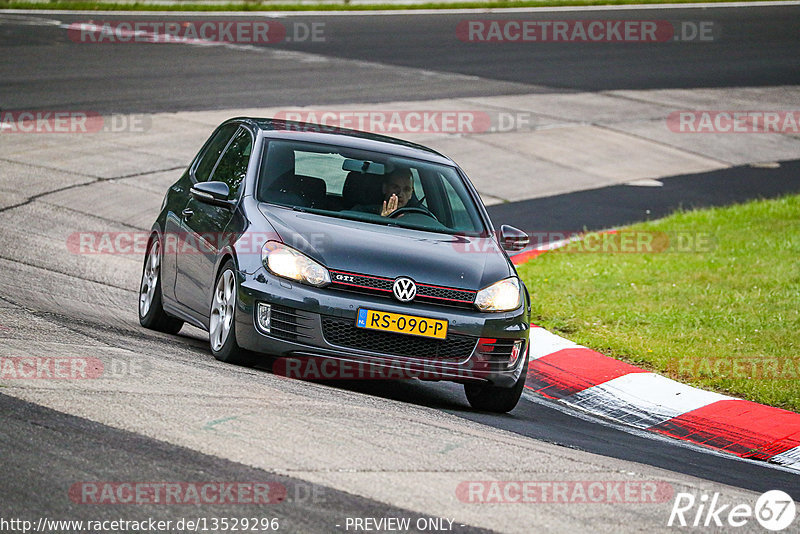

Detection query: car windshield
xmin=256 ymin=140 xmax=486 ymax=235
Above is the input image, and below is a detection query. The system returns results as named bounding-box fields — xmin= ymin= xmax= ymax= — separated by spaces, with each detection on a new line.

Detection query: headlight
xmin=474 ymin=277 xmax=521 ymax=312
xmin=261 ymin=241 xmax=330 ymax=287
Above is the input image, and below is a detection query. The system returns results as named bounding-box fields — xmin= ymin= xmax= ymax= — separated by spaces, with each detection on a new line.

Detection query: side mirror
xmin=190 ymin=181 xmax=234 ymax=209
xmin=500 ymin=225 xmax=529 ymax=252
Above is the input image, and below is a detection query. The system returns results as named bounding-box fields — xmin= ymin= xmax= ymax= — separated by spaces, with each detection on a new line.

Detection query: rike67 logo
xmin=668 ymin=490 xmax=796 ymax=531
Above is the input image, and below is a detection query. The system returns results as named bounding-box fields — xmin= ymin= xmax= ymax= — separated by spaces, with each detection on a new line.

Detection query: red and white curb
xmin=523 ymin=326 xmax=800 ymax=471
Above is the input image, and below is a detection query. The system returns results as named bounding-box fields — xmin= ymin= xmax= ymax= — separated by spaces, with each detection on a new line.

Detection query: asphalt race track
xmin=2 ymin=4 xmax=800 ymax=113
xmin=1 ymin=4 xmax=799 ymax=533
xmin=485 ymin=159 xmax=800 ymax=234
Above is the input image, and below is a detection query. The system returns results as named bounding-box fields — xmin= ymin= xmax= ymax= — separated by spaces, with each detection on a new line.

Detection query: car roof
xmin=231 ymin=117 xmax=455 ymax=166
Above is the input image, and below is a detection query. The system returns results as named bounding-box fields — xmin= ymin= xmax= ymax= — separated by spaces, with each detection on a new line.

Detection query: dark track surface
xmin=1 ymin=5 xmax=799 ymax=113
xmin=317 ymin=378 xmax=800 ymax=496
xmin=0 ymin=393 xmax=491 ymax=533
xmin=486 ymin=159 xmax=800 ymax=233
xmin=263 ymin=6 xmax=800 ymax=91
xmin=463 ymin=393 xmax=800 ymax=496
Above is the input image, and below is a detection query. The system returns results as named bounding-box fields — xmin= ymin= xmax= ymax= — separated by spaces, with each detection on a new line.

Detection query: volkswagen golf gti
xmin=139 ymin=118 xmax=531 ymax=412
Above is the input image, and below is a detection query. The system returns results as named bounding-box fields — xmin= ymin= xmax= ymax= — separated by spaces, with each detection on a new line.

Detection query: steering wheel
xmin=388 ymin=206 xmax=440 ymax=222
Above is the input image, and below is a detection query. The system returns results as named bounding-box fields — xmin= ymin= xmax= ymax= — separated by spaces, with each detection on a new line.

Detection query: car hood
xmin=257 ymin=204 xmax=514 ymax=291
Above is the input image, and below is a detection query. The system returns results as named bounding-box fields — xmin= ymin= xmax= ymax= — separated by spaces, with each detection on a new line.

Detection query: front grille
xmin=269 ymin=305 xmax=314 ymax=342
xmin=321 ymin=316 xmax=477 ymax=361
xmin=417 ymin=283 xmax=476 ymax=303
xmin=330 ymin=271 xmax=393 ymax=293
xmin=329 ymin=270 xmax=476 ymax=309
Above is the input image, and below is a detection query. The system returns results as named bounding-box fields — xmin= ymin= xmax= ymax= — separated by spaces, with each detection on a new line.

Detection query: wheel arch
xmin=214 ymin=250 xmax=239 ymax=283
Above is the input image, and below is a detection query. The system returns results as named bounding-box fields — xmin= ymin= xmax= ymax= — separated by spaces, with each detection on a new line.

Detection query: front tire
xmin=209 ymin=260 xmax=257 ymax=366
xmin=139 ymin=237 xmax=184 ymax=334
xmin=464 ymin=353 xmax=528 ymax=413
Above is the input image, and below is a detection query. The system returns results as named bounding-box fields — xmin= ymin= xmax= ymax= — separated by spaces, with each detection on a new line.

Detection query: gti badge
xmin=392 ymin=277 xmax=417 ymax=302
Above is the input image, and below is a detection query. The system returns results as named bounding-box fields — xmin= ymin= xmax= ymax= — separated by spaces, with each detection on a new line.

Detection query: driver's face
xmin=383 ymin=174 xmax=413 ymax=208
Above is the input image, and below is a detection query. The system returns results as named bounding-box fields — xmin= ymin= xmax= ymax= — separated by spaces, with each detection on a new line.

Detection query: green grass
xmin=0 ymin=0 xmax=791 ymax=11
xmin=517 ymin=194 xmax=800 ymax=412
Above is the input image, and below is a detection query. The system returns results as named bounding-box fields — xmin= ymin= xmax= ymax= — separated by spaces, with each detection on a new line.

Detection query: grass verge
xmin=517 ymin=194 xmax=800 ymax=412
xmin=0 ymin=0 xmax=791 ymax=11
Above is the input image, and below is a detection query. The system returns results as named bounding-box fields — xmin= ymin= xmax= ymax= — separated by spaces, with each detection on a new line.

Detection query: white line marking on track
xmin=522 ymin=390 xmax=800 ymax=474
xmin=771 ymin=446 xmax=800 ymax=471
xmin=564 ymin=372 xmax=734 ymax=428
xmin=529 ymin=327 xmax=582 ymax=360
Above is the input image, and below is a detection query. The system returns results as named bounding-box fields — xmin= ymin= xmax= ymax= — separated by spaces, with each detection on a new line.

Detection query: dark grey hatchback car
xmin=139 ymin=118 xmax=531 ymax=412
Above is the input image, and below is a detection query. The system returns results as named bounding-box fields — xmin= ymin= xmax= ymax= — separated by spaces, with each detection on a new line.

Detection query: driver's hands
xmin=381 ymin=194 xmax=398 ymax=217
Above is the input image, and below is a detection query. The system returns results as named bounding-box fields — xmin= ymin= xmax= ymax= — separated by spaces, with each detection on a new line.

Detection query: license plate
xmin=356 ymin=309 xmax=448 ymax=340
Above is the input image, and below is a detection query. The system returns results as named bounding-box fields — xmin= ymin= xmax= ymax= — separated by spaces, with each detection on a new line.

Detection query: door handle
xmin=181 ymin=208 xmax=194 ymax=220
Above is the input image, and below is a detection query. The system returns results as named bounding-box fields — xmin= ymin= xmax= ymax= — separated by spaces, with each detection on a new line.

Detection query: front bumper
xmin=234 ymin=267 xmax=530 ymax=387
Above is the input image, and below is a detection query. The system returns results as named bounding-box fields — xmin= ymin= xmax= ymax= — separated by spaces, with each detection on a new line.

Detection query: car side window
xmin=410 ymin=168 xmax=426 ymax=207
xmin=440 ymin=173 xmax=473 ymax=229
xmin=209 ymin=127 xmax=253 ymax=200
xmin=193 ymin=123 xmax=239 ymax=183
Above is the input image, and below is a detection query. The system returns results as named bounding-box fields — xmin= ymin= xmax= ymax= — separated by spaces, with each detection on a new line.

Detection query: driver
xmin=380 ymin=168 xmax=414 ymax=217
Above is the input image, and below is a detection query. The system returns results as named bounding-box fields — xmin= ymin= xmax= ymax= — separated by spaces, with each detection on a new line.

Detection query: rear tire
xmin=464 ymin=353 xmax=528 ymax=413
xmin=209 ymin=260 xmax=257 ymax=367
xmin=139 ymin=237 xmax=184 ymax=335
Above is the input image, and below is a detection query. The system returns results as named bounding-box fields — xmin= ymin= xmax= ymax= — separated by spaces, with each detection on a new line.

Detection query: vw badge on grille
xmin=392 ymin=277 xmax=417 ymax=302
